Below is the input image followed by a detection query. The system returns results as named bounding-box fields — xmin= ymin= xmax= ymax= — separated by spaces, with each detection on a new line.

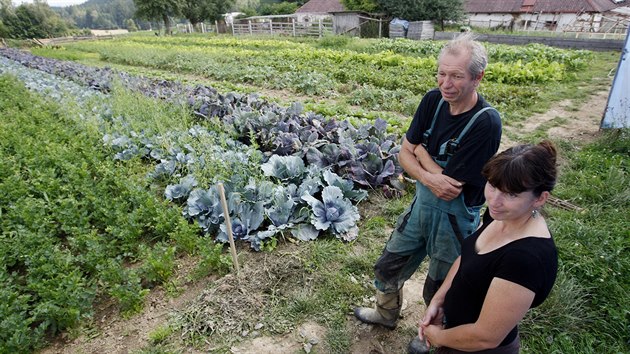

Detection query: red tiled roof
xmin=465 ymin=0 xmax=523 ymax=13
xmin=465 ymin=0 xmax=626 ymax=13
xmin=296 ymin=0 xmax=346 ymax=13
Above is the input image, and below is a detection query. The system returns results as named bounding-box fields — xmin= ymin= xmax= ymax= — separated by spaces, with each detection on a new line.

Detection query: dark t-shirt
xmin=405 ymin=89 xmax=502 ymax=207
xmin=442 ymin=215 xmax=558 ymax=347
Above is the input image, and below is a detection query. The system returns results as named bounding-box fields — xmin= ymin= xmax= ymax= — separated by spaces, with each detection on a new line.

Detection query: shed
xmin=329 ymin=11 xmax=385 ymax=37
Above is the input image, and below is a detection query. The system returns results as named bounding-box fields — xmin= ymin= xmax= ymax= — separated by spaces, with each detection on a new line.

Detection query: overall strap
xmin=454 ymin=106 xmax=496 ymax=144
xmin=438 ymin=106 xmax=498 ymax=158
xmin=421 ymin=98 xmax=445 ymax=147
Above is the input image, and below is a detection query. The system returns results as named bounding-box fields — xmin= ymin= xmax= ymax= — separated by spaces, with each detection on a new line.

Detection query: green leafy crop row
xmin=0 ymin=75 xmax=231 ymax=353
xmin=58 ymin=35 xmax=593 ymax=123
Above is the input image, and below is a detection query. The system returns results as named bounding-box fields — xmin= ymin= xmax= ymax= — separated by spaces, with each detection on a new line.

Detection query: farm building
xmin=464 ymin=0 xmax=629 ymax=34
xmin=90 ymin=29 xmax=129 ymax=36
xmin=329 ymin=11 xmax=388 ymax=37
xmin=329 ymin=10 xmax=370 ymax=36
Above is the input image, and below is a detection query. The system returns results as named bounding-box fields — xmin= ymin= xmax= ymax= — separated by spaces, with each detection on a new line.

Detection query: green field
xmin=0 ymin=34 xmax=628 ymax=353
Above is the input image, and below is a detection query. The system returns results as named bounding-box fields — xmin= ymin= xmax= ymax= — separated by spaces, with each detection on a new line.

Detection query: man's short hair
xmin=438 ymin=32 xmax=488 ymax=78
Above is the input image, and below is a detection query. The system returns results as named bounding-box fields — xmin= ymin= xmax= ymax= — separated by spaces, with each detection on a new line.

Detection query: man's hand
xmin=422 ymin=172 xmax=463 ymax=201
xmin=400 ymin=137 xmax=464 ymax=201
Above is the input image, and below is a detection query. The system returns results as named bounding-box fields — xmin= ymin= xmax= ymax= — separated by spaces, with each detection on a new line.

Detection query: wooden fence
xmin=232 ymin=19 xmax=333 ymax=37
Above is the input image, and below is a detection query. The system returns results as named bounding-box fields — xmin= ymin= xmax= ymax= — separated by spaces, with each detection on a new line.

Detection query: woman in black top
xmin=417 ymin=141 xmax=559 ymax=353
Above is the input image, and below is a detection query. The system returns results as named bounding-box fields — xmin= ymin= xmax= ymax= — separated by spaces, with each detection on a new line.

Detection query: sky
xmin=12 ymin=0 xmax=87 ymax=7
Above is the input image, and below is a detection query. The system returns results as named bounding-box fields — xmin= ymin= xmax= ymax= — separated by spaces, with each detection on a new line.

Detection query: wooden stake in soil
xmin=217 ymin=182 xmax=240 ymax=275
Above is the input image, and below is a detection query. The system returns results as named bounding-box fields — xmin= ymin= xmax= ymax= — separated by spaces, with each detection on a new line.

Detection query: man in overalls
xmin=354 ymin=33 xmax=502 ymax=354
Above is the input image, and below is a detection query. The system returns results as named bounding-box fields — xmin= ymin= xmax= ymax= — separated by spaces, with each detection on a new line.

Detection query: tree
xmin=422 ymin=0 xmax=464 ymax=30
xmin=181 ymin=0 xmax=234 ymax=31
xmin=0 ymin=0 xmax=14 ymax=36
xmin=376 ymin=0 xmax=464 ymax=27
xmin=0 ymin=0 xmax=12 ymax=11
xmin=1 ymin=1 xmax=70 ymax=39
xmin=234 ymin=0 xmax=259 ymax=12
xmin=54 ymin=0 xmax=136 ymax=29
xmin=375 ymin=0 xmax=422 ymax=20
xmin=341 ymin=0 xmax=380 ymax=13
xmin=124 ymin=18 xmax=138 ymax=31
xmin=134 ymin=0 xmax=183 ymax=34
xmin=258 ymin=2 xmax=298 ymax=16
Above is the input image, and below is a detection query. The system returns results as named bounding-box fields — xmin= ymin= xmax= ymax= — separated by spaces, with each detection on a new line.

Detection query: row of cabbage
xmin=0 ymin=48 xmax=404 ymax=250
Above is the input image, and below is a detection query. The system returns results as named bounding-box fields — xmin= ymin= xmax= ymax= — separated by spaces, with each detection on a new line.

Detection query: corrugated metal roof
xmin=465 ymin=0 xmax=627 ymax=13
xmin=296 ymin=0 xmax=346 ymax=13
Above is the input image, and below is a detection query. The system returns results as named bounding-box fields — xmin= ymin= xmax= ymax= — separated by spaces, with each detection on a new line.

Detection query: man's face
xmin=436 ymin=52 xmax=481 ymax=106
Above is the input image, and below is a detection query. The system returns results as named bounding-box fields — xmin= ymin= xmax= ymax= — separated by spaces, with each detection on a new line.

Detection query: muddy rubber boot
xmin=407 ymin=336 xmax=430 ymax=354
xmin=353 ymin=289 xmax=402 ymax=330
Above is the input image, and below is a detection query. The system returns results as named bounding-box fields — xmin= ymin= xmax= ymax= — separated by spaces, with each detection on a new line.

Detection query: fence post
xmin=319 ymin=18 xmax=323 ymax=37
xmin=379 ymin=19 xmax=382 ymax=38
xmin=249 ymin=20 xmax=252 ymax=35
xmin=292 ymin=18 xmax=296 ymax=37
xmin=270 ymin=20 xmax=273 ymax=35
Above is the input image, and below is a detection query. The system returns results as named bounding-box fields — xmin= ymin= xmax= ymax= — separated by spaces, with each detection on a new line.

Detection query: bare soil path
xmin=500 ymin=89 xmax=609 ymax=149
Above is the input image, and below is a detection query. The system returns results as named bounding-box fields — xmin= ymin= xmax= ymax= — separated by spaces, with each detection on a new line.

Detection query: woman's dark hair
xmin=482 ymin=140 xmax=558 ymax=196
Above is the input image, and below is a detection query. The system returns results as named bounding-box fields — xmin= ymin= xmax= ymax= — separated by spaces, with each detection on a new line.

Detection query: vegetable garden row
xmin=38 ymin=34 xmax=593 ymax=125
xmin=0 ymin=42 xmax=409 ymax=351
xmin=1 ymin=35 xmax=626 ymax=353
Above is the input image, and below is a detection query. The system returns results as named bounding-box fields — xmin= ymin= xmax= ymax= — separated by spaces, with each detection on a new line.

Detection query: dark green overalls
xmin=374 ymin=100 xmax=496 ymax=304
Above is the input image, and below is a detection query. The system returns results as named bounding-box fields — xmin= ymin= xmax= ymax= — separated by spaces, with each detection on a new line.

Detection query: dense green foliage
xmin=181 ymin=0 xmax=235 ymax=27
xmin=0 ymin=75 xmax=230 ymax=352
xmin=341 ymin=0 xmax=380 ymax=13
xmin=133 ymin=0 xmax=183 ymax=34
xmin=0 ymin=1 xmax=70 ymax=39
xmin=376 ymin=0 xmax=464 ymax=24
xmin=133 ymin=0 xmax=236 ymax=34
xmin=258 ymin=1 xmax=299 ymax=15
xmin=55 ymin=0 xmax=139 ymax=30
xmin=61 ymin=34 xmax=594 ymax=128
xmin=342 ymin=0 xmax=465 ymax=25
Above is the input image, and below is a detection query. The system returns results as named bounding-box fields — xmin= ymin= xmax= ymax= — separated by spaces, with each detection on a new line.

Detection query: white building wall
xmin=465 ymin=14 xmax=513 ymax=29
xmin=467 ymin=13 xmax=608 ymax=32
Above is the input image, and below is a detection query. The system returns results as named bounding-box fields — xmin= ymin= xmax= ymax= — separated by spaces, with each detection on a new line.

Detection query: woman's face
xmin=484 ymin=182 xmax=539 ymax=221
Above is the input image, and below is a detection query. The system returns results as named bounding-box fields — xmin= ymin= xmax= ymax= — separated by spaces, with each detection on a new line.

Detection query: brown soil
xmin=500 ymin=89 xmax=609 ymax=150
xmin=39 ymin=88 xmax=611 ymax=354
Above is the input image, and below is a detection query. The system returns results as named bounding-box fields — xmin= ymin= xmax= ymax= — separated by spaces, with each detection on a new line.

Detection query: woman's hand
xmin=418 ymin=302 xmax=444 ymax=346
xmin=421 ymin=323 xmax=446 ymax=348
